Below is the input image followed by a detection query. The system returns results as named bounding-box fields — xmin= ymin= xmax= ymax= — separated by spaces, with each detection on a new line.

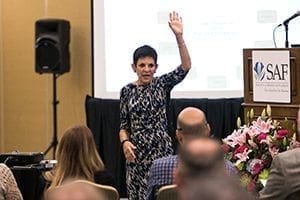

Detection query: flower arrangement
xmin=222 ymin=105 xmax=297 ymax=193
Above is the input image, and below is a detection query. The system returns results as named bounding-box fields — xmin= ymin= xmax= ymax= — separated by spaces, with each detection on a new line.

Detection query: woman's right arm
xmin=119 ymin=87 xmax=136 ymax=162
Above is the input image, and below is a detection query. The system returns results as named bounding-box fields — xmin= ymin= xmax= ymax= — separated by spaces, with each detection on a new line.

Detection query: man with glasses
xmin=146 ymin=107 xmax=237 ymax=200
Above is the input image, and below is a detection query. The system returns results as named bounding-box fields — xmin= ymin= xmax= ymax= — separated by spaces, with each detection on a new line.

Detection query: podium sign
xmin=243 ymin=48 xmax=300 ymax=134
xmin=252 ymin=50 xmax=290 ymax=103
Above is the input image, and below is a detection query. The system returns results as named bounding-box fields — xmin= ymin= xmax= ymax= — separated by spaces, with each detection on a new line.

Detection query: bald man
xmin=176 ymin=106 xmax=210 ymax=142
xmin=146 ymin=107 xmax=237 ymax=200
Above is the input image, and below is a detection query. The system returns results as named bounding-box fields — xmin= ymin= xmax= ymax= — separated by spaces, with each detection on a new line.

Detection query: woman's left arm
xmin=168 ymin=11 xmax=191 ymax=72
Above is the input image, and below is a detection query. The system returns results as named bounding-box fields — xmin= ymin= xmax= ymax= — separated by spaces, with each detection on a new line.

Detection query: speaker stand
xmin=44 ymin=73 xmax=59 ymax=159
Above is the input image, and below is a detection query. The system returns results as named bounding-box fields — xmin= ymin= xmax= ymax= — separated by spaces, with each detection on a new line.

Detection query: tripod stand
xmin=44 ymin=73 xmax=59 ymax=159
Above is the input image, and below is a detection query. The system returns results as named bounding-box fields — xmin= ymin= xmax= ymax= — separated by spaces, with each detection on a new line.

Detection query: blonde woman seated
xmin=0 ymin=163 xmax=23 ymax=200
xmin=45 ymin=125 xmax=115 ymax=189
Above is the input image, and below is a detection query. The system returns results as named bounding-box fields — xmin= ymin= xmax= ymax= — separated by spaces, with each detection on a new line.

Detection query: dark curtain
xmin=85 ymin=95 xmax=244 ymax=197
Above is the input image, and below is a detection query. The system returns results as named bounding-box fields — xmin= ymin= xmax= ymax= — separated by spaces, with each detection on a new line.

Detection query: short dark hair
xmin=133 ymin=45 xmax=157 ymax=65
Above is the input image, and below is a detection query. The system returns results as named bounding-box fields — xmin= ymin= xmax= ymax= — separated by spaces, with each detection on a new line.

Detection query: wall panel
xmin=0 ymin=0 xmax=91 ymax=157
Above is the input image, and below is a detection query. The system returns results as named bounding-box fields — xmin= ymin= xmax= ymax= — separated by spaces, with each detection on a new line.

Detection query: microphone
xmin=283 ymin=11 xmax=300 ymax=25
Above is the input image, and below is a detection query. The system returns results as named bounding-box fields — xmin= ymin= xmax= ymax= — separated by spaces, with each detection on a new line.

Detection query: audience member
xmin=175 ymin=137 xmax=254 ymax=200
xmin=44 ymin=125 xmax=115 ymax=189
xmin=259 ymin=108 xmax=300 ymax=199
xmin=146 ymin=107 xmax=237 ymax=200
xmin=0 ymin=163 xmax=23 ymax=200
xmin=179 ymin=172 xmax=254 ymax=200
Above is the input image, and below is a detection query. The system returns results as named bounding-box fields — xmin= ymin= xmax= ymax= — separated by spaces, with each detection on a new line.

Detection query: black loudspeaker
xmin=35 ymin=19 xmax=70 ymax=74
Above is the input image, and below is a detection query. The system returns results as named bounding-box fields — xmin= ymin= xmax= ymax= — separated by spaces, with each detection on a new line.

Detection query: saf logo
xmin=254 ymin=61 xmax=288 ymax=81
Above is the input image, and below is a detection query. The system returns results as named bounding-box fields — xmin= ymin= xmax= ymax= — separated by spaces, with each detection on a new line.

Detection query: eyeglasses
xmin=176 ymin=122 xmax=209 ymax=132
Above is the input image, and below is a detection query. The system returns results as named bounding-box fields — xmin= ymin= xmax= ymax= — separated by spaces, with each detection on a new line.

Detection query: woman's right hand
xmin=123 ymin=141 xmax=136 ymax=162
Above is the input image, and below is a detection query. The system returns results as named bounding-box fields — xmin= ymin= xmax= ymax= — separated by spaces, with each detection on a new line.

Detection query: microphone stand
xmin=284 ymin=23 xmax=289 ymax=48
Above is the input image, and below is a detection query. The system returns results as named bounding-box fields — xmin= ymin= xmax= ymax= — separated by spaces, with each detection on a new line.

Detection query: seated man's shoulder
xmin=280 ymin=147 xmax=300 ymax=157
xmin=274 ymin=147 xmax=300 ymax=163
xmin=152 ymin=155 xmax=177 ymax=166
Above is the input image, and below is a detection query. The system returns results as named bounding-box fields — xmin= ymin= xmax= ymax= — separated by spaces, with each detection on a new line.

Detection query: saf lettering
xmin=266 ymin=63 xmax=288 ymax=80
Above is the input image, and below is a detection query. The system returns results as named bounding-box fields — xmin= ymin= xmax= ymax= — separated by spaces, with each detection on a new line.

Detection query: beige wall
xmin=0 ymin=0 xmax=92 ymax=158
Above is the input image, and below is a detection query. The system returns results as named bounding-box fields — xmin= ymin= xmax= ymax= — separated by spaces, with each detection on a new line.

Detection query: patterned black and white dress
xmin=120 ymin=66 xmax=188 ymax=200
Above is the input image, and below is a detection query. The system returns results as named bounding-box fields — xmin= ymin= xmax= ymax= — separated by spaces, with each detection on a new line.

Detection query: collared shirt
xmin=146 ymin=155 xmax=177 ymax=200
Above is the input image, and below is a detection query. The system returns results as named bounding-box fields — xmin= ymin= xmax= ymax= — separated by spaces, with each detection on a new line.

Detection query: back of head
xmin=177 ymin=137 xmax=224 ymax=179
xmin=51 ymin=125 xmax=104 ymax=187
xmin=176 ymin=137 xmax=254 ymax=200
xmin=133 ymin=45 xmax=157 ymax=65
xmin=176 ymin=107 xmax=210 ymax=138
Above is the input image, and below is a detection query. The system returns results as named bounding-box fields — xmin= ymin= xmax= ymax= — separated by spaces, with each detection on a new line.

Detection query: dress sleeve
xmin=0 ymin=164 xmax=23 ymax=200
xmin=119 ymin=86 xmax=130 ymax=131
xmin=158 ymin=66 xmax=189 ymax=91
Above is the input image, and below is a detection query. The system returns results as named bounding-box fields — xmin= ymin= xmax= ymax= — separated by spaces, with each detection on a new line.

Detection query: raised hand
xmin=168 ymin=11 xmax=191 ymax=72
xmin=168 ymin=11 xmax=183 ymax=36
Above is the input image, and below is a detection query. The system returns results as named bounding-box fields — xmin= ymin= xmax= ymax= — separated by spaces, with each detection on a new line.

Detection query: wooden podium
xmin=242 ymin=48 xmax=300 ymax=132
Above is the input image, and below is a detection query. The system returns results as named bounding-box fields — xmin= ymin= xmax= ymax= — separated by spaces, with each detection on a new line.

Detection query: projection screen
xmin=92 ymin=0 xmax=300 ymax=99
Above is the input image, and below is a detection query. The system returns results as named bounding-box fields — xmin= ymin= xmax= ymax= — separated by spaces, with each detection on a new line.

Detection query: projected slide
xmin=93 ymin=0 xmax=300 ymax=98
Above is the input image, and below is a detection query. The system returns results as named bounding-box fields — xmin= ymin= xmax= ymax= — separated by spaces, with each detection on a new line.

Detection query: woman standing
xmin=119 ymin=11 xmax=191 ymax=200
